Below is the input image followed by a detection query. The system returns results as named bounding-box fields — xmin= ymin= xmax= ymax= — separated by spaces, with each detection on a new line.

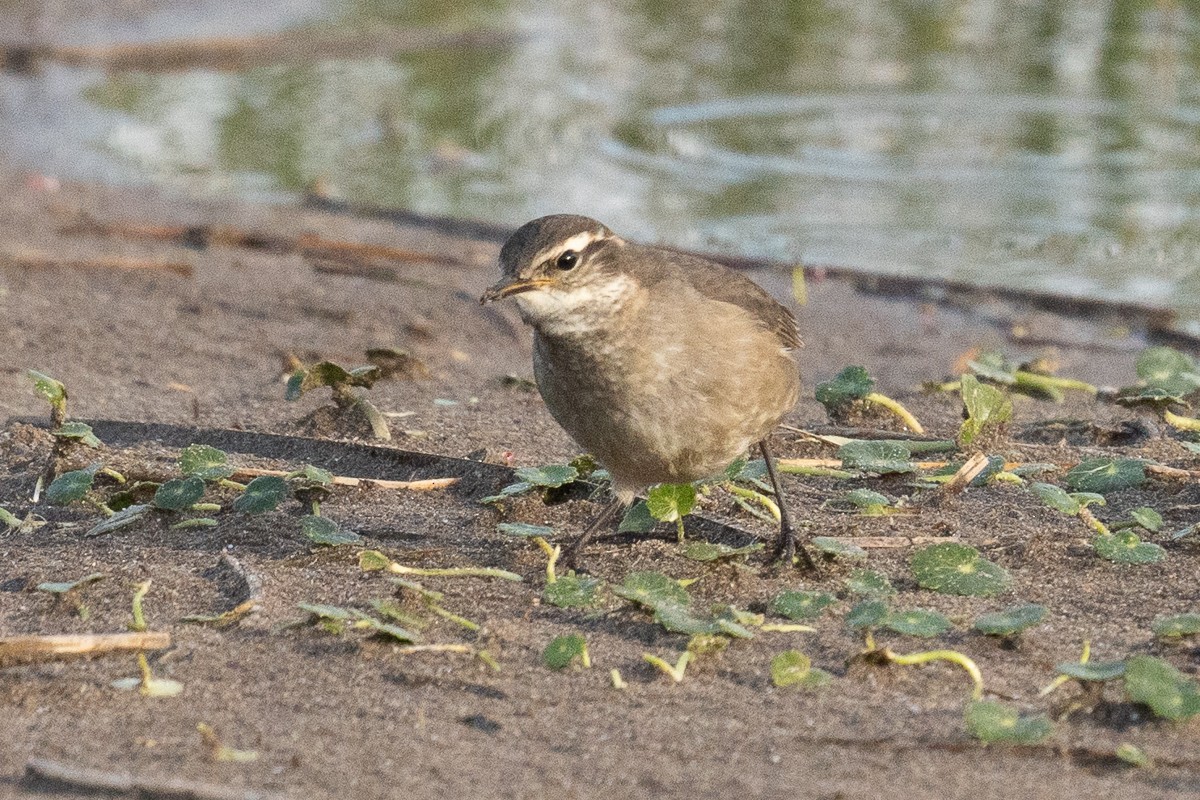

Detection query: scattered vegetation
xmin=815 ymin=366 xmax=925 ymax=433
xmin=13 ymin=341 xmax=1200 ymax=756
xmin=285 ymin=359 xmax=391 ymax=440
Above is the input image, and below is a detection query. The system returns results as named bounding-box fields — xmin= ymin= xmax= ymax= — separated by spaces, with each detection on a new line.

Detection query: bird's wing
xmin=645 ymin=248 xmax=802 ymax=350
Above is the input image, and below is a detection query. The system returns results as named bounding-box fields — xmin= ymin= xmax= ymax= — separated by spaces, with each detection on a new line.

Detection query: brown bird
xmin=481 ymin=214 xmax=815 ymax=570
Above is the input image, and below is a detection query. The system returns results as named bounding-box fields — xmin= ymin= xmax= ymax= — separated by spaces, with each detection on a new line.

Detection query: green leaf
xmin=37 ymin=572 xmax=106 ymax=595
xmin=1093 ymin=531 xmax=1165 ymax=564
xmin=884 ymin=609 xmax=952 ymax=637
xmin=653 ymin=603 xmax=724 ymax=635
xmin=289 ymin=361 xmax=381 ymax=397
xmin=513 ymin=464 xmax=579 ymax=488
xmin=47 ymin=465 xmax=100 ymax=503
xmin=496 ymin=522 xmax=555 ymax=538
xmin=646 ymin=483 xmax=697 ymax=522
xmin=770 ymin=649 xmax=812 ymax=687
xmin=964 ymin=701 xmax=1053 ymax=744
xmin=837 ymin=488 xmax=893 ymax=514
xmin=966 ymin=352 xmax=1017 ymax=385
xmin=479 ymin=481 xmax=534 ymax=504
xmin=289 ymin=465 xmax=333 ymax=485
xmin=617 ymin=500 xmax=657 ymax=533
xmin=179 ymin=444 xmax=235 ymax=481
xmin=542 ymin=634 xmax=588 ymax=670
xmin=1065 ymin=458 xmax=1146 ymax=494
xmin=611 ymin=571 xmax=689 ymax=610
xmin=846 ymin=599 xmax=889 ymax=629
xmin=52 ymin=421 xmax=101 ymax=448
xmin=27 ymin=369 xmax=66 ymax=407
xmin=1151 ymin=613 xmax=1200 ymax=639
xmin=152 ymin=477 xmax=206 ymax=511
xmin=770 ymin=650 xmax=831 ymax=690
xmin=1130 ymin=507 xmax=1163 ymax=532
xmin=298 ymin=602 xmax=357 ymax=621
xmin=284 ymin=371 xmax=306 ymax=401
xmin=1031 ymin=482 xmax=1079 ymax=514
xmin=973 ymin=604 xmax=1046 ymax=636
xmin=724 ymin=458 xmax=767 ymax=482
xmin=1124 ymin=655 xmax=1200 ymax=721
xmin=682 ymin=541 xmax=763 ymax=562
xmin=1134 ymin=346 xmax=1200 ymax=397
xmin=769 ymin=590 xmax=836 ymax=621
xmin=959 ymin=374 xmax=1013 ymax=446
xmin=845 ymin=569 xmax=896 ymax=598
xmin=1116 ymin=743 xmax=1152 ymax=768
xmin=815 ymin=366 xmax=874 ymax=410
xmin=1057 ymin=660 xmax=1127 ymax=682
xmin=357 ymin=618 xmax=420 ymax=643
xmin=811 ymin=537 xmax=867 ymax=559
xmin=232 ymin=476 xmax=289 ymax=514
xmin=837 ymin=440 xmax=914 ymax=474
xmin=359 ymin=550 xmax=393 ymax=571
xmin=542 ymin=574 xmax=602 ymax=608
xmin=85 ymin=504 xmax=150 ymax=537
xmin=910 ymin=542 xmax=1011 ymax=596
xmin=46 ymin=467 xmax=98 ymax=504
xmin=301 ymin=515 xmax=362 ymax=546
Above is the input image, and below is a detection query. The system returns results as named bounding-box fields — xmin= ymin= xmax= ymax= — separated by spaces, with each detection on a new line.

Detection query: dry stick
xmin=231 ymin=467 xmax=457 ymax=491
xmin=940 ymin=453 xmax=992 ymax=495
xmin=0 ymin=632 xmax=170 ymax=667
xmin=20 ymin=28 xmax=510 ymax=73
xmin=851 ymin=536 xmax=963 ymax=549
xmin=61 ymin=217 xmax=463 ymax=267
xmin=23 ymin=758 xmax=286 ymax=800
xmin=1 ymin=248 xmax=192 ymax=277
xmin=1146 ymin=463 xmax=1200 ymax=480
xmin=782 ymin=455 xmax=1200 ymax=480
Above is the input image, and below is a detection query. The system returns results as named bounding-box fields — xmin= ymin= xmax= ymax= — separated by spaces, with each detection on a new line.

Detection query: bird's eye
xmin=555 ymin=251 xmax=579 ymax=270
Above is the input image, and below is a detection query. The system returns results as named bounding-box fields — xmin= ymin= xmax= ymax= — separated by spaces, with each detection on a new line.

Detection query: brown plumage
xmin=482 ymin=214 xmax=815 ymax=569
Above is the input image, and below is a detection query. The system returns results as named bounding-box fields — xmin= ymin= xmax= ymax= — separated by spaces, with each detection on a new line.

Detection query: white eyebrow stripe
xmin=535 ymin=230 xmax=606 ymax=264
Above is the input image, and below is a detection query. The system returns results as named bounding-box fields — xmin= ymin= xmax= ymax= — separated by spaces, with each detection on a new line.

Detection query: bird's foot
xmin=772 ymin=531 xmax=819 ymax=574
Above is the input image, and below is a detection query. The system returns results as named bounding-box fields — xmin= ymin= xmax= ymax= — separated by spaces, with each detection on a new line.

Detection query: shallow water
xmin=4 ymin=0 xmax=1200 ymax=325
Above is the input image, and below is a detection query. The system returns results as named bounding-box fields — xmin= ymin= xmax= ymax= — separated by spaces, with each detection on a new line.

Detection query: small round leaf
xmin=812 ymin=537 xmax=867 ymax=559
xmin=513 ymin=465 xmax=579 ymax=488
xmin=1093 ymin=532 xmax=1165 ymax=565
xmin=542 ymin=634 xmax=588 ymax=670
xmin=233 ymin=476 xmax=288 ymax=514
xmin=301 ymin=515 xmax=361 ymax=546
xmin=973 ymin=604 xmax=1046 ymax=636
xmin=910 ymin=542 xmax=1011 ymax=596
xmin=1152 ymin=613 xmax=1200 ymax=639
xmin=543 ymin=574 xmax=602 ymax=608
xmin=965 ymin=700 xmax=1053 ymax=744
xmin=770 ymin=590 xmax=836 ymax=621
xmin=885 ymin=609 xmax=951 ymax=637
xmin=179 ymin=444 xmax=235 ymax=481
xmin=153 ymin=477 xmax=206 ymax=511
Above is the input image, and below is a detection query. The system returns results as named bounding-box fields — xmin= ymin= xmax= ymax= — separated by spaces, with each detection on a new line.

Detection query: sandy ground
xmin=1 ymin=168 xmax=1200 ymax=800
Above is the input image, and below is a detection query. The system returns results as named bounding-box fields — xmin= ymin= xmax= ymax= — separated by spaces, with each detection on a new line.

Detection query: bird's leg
xmin=561 ymin=497 xmax=623 ymax=572
xmin=759 ymin=439 xmax=819 ymax=572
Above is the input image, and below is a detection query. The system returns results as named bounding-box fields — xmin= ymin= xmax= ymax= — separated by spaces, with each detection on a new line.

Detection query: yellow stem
xmin=864 ymin=392 xmax=925 ymax=434
xmin=1164 ymin=409 xmax=1200 ymax=432
xmin=887 ymin=648 xmax=984 ymax=700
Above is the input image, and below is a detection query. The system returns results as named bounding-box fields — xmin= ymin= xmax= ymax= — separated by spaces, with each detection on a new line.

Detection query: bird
xmin=480 ymin=214 xmax=816 ymax=571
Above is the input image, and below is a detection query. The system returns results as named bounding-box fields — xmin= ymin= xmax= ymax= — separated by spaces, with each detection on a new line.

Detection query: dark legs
xmin=561 ymin=497 xmax=623 ymax=571
xmin=759 ymin=439 xmax=819 ymax=572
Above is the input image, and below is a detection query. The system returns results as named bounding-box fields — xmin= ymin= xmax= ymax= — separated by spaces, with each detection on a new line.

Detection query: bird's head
xmin=480 ymin=215 xmax=636 ymax=332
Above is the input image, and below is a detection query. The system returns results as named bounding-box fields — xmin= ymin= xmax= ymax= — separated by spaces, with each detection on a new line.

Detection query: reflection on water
xmin=4 ymin=0 xmax=1200 ymax=322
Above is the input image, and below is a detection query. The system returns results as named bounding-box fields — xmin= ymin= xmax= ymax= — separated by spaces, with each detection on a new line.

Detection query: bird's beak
xmin=479 ymin=276 xmax=552 ymax=304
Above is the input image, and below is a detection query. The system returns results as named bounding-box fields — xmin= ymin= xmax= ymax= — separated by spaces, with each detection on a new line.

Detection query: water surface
xmin=4 ymin=0 xmax=1200 ymax=323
